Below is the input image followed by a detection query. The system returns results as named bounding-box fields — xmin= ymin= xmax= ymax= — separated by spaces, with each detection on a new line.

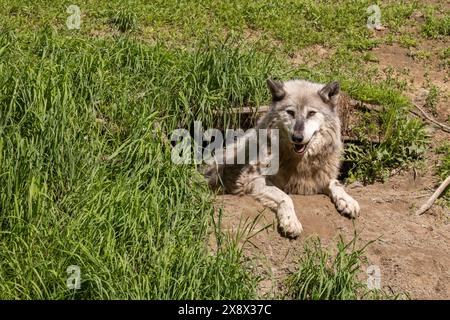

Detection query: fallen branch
xmin=225 ymin=105 xmax=269 ymax=114
xmin=411 ymin=103 xmax=450 ymax=133
xmin=346 ymin=98 xmax=383 ymax=112
xmin=416 ymin=175 xmax=450 ymax=215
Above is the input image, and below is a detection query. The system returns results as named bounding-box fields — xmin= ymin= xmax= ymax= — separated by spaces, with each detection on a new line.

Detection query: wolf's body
xmin=205 ymin=79 xmax=360 ymax=238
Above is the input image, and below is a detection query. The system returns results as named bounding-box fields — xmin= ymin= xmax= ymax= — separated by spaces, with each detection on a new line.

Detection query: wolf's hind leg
xmin=325 ymin=179 xmax=360 ymax=218
xmin=248 ymin=177 xmax=302 ymax=238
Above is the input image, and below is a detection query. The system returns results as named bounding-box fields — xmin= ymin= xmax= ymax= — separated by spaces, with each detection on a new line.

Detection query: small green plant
xmin=398 ymin=35 xmax=418 ymax=48
xmin=425 ymin=85 xmax=440 ymax=115
xmin=345 ymin=38 xmax=379 ymax=51
xmin=362 ymin=52 xmax=379 ymax=62
xmin=285 ymin=234 xmax=405 ymax=300
xmin=440 ymin=47 xmax=450 ymax=67
xmin=408 ymin=49 xmax=431 ymax=61
xmin=441 ymin=47 xmax=450 ymax=59
xmin=109 ymin=9 xmax=138 ymax=32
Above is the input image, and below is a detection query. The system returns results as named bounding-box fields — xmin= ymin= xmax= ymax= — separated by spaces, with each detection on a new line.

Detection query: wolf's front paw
xmin=334 ymin=193 xmax=360 ymax=218
xmin=278 ymin=213 xmax=303 ymax=239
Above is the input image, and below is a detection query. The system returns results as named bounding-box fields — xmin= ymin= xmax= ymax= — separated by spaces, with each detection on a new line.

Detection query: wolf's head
xmin=266 ymin=79 xmax=341 ymax=157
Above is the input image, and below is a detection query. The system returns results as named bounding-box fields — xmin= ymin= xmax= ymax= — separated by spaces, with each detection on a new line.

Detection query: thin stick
xmin=226 ymin=106 xmax=269 ymax=114
xmin=416 ymin=175 xmax=450 ymax=215
xmin=411 ymin=103 xmax=450 ymax=133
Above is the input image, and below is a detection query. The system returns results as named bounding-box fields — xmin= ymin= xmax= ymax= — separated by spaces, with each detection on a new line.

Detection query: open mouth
xmin=291 ymin=132 xmax=316 ymax=155
xmin=292 ymin=142 xmax=308 ymax=154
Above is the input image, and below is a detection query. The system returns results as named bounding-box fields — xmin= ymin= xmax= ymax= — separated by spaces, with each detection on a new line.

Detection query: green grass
xmin=0 ymin=30 xmax=271 ymax=299
xmin=285 ymin=235 xmax=406 ymax=300
xmin=1 ymin=0 xmax=447 ymax=299
xmin=0 ymin=0 xmax=426 ymax=51
xmin=109 ymin=8 xmax=138 ymax=32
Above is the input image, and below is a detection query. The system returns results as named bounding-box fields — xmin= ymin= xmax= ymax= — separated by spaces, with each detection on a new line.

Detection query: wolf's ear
xmin=319 ymin=81 xmax=340 ymax=107
xmin=266 ymin=78 xmax=285 ymax=101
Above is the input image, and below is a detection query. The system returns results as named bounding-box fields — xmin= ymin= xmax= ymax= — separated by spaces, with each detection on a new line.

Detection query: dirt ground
xmin=213 ymin=36 xmax=450 ymax=299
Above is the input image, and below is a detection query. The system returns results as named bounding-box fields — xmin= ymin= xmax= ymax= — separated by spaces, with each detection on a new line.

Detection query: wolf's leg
xmin=248 ymin=177 xmax=303 ymax=238
xmin=325 ymin=179 xmax=360 ymax=218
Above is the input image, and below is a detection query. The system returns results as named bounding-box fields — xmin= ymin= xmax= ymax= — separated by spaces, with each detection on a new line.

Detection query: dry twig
xmin=411 ymin=103 xmax=450 ymax=133
xmin=416 ymin=176 xmax=450 ymax=215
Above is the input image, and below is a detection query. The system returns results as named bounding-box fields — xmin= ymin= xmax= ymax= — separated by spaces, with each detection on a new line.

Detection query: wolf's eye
xmin=286 ymin=110 xmax=295 ymax=118
xmin=307 ymin=110 xmax=317 ymax=118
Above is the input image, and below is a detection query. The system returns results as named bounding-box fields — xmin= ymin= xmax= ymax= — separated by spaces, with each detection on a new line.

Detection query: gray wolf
xmin=204 ymin=79 xmax=360 ymax=238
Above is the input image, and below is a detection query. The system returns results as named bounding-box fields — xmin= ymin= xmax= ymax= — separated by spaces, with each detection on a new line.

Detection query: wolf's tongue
xmin=294 ymin=144 xmax=306 ymax=154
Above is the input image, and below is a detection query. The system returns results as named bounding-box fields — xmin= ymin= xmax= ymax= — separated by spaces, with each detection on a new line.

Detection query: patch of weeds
xmin=408 ymin=49 xmax=431 ymax=61
xmin=285 ymin=234 xmax=406 ymax=300
xmin=440 ymin=47 xmax=450 ymax=67
xmin=345 ymin=38 xmax=380 ymax=51
xmin=425 ymin=85 xmax=440 ymax=115
xmin=109 ymin=9 xmax=138 ymax=32
xmin=382 ymin=1 xmax=419 ymax=31
xmin=381 ymin=66 xmax=408 ymax=92
xmin=362 ymin=52 xmax=379 ymax=63
xmin=343 ymin=86 xmax=428 ymax=183
xmin=422 ymin=12 xmax=450 ymax=38
xmin=398 ymin=35 xmax=418 ymax=48
xmin=442 ymin=47 xmax=450 ymax=59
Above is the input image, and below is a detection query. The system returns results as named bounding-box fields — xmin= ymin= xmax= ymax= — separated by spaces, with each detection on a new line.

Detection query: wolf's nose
xmin=292 ymin=134 xmax=304 ymax=143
